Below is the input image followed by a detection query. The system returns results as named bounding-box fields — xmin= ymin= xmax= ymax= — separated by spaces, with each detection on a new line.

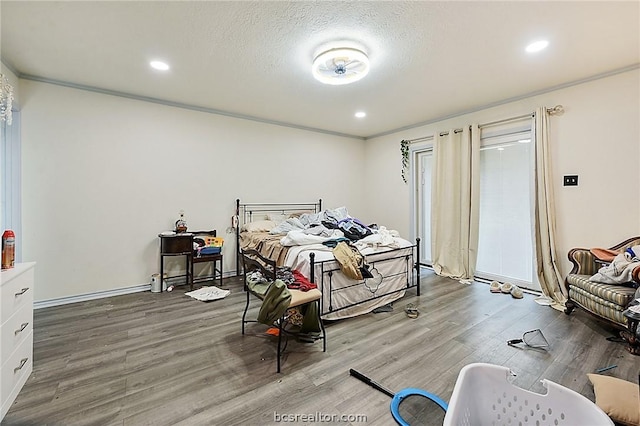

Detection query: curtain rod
xmin=404 ymin=105 xmax=564 ymax=142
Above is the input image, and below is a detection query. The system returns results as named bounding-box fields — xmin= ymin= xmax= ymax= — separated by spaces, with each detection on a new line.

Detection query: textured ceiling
xmin=1 ymin=1 xmax=639 ymax=139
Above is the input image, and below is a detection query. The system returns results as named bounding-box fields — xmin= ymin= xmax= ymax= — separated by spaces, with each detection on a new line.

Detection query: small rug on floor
xmin=185 ymin=286 xmax=230 ymax=302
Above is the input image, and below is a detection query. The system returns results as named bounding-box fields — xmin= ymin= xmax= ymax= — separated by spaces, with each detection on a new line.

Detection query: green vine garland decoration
xmin=400 ymin=139 xmax=410 ymax=183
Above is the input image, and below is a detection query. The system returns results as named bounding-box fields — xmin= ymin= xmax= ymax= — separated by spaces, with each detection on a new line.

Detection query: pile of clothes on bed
xmin=267 ymin=207 xmax=401 ymax=281
xmin=271 ymin=206 xmax=400 ymax=250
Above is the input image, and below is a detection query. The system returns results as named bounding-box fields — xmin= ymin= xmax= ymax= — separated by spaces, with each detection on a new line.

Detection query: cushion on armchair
xmin=566 ymin=274 xmax=636 ymax=326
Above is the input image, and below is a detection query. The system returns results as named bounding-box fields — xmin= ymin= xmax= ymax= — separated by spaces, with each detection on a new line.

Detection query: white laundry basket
xmin=443 ymin=363 xmax=613 ymax=426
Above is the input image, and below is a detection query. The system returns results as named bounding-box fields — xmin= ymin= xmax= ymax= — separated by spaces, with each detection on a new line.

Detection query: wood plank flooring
xmin=3 ymin=271 xmax=639 ymax=425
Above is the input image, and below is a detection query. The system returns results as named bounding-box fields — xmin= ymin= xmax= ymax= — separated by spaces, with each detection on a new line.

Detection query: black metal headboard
xmin=234 ymin=199 xmax=322 ymax=275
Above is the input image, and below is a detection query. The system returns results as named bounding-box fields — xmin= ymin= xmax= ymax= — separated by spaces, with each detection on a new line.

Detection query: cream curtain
xmin=533 ymin=107 xmax=567 ymax=311
xmin=431 ymin=125 xmax=480 ymax=283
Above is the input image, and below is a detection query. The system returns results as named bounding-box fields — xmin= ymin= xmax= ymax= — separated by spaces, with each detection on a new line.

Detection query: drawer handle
xmin=14 ymin=358 xmax=28 ymax=373
xmin=14 ymin=322 xmax=29 ymax=335
xmin=14 ymin=287 xmax=30 ymax=296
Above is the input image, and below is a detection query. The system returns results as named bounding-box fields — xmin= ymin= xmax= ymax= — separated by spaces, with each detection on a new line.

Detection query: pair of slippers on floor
xmin=490 ymin=281 xmax=523 ymax=299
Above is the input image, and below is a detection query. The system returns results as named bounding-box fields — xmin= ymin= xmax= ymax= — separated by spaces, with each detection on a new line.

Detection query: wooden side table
xmin=621 ymin=307 xmax=640 ymax=355
xmin=158 ymin=233 xmax=193 ymax=291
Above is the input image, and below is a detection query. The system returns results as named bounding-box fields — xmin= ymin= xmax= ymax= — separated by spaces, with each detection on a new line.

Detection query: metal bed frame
xmin=235 ymin=199 xmax=421 ymax=317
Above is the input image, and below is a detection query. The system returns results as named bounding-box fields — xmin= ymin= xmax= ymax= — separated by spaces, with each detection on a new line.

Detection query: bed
xmin=234 ymin=199 xmax=421 ymax=320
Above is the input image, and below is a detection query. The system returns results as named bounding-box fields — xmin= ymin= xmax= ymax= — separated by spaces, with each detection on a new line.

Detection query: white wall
xmin=20 ymin=80 xmax=365 ymax=301
xmin=364 ymin=69 xmax=640 ymax=278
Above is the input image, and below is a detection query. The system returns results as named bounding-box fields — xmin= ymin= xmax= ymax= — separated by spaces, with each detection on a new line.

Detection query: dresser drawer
xmin=0 ymin=331 xmax=32 ymax=417
xmin=0 ymin=265 xmax=34 ymax=326
xmin=1 ymin=303 xmax=33 ymax=362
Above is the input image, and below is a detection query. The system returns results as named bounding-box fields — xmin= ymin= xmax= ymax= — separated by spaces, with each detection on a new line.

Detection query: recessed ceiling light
xmin=518 ymin=139 xmax=531 ymax=144
xmin=312 ymin=48 xmax=370 ymax=85
xmin=150 ymin=60 xmax=170 ymax=71
xmin=526 ymin=40 xmax=549 ymax=53
xmin=497 ymin=147 xmax=505 ymax=151
xmin=355 ymin=111 xmax=366 ymax=118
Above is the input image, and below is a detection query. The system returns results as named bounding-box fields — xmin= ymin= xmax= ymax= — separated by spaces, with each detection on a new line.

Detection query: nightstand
xmin=158 ymin=233 xmax=193 ymax=291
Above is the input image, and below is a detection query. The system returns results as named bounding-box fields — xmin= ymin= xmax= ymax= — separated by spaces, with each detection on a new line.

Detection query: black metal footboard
xmin=309 ymin=238 xmax=421 ymax=317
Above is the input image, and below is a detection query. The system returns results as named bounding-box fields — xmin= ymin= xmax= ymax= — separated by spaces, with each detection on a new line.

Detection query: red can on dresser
xmin=2 ymin=229 xmax=15 ymax=269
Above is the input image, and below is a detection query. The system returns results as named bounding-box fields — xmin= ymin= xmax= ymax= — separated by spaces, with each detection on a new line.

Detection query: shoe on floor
xmin=405 ymin=303 xmax=419 ymax=319
xmin=511 ymin=285 xmax=524 ymax=299
xmin=500 ymin=282 xmax=513 ymax=293
xmin=490 ymin=281 xmax=501 ymax=293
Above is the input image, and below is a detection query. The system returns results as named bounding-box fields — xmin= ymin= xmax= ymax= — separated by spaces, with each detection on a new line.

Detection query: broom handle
xmin=349 ymin=369 xmax=395 ymax=398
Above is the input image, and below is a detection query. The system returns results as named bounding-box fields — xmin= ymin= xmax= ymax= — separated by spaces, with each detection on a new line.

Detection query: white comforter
xmin=280 ymin=225 xmax=401 ymax=248
xmin=280 ymin=229 xmax=345 ymax=246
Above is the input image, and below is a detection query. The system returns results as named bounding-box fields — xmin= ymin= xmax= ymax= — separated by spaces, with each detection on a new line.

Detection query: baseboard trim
xmin=33 ymin=271 xmax=240 ymax=310
xmin=34 ymin=284 xmax=151 ymax=309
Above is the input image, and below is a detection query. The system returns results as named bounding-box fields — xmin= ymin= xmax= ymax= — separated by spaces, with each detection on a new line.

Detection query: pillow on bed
xmin=241 ymin=220 xmax=277 ymax=232
xmin=587 ymin=373 xmax=639 ymax=426
xmin=267 ymin=213 xmax=289 ymax=223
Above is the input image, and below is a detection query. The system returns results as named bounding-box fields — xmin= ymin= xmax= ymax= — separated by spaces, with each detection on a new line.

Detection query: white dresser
xmin=0 ymin=262 xmax=35 ymax=421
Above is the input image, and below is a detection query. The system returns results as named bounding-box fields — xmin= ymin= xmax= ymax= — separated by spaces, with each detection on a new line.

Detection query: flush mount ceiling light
xmin=312 ymin=48 xmax=370 ymax=85
xmin=150 ymin=60 xmax=170 ymax=71
xmin=526 ymin=40 xmax=549 ymax=53
xmin=355 ymin=111 xmax=366 ymax=118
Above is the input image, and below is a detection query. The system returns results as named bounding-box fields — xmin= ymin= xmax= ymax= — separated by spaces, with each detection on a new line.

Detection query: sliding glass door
xmin=412 ymin=125 xmax=538 ymax=290
xmin=476 ymin=130 xmax=538 ymax=290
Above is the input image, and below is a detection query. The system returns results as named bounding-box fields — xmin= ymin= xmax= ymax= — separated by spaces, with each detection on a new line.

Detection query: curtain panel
xmin=533 ymin=107 xmax=567 ymax=310
xmin=431 ymin=125 xmax=480 ymax=283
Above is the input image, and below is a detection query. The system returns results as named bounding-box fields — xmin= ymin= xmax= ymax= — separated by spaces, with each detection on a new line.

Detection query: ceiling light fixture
xmin=355 ymin=111 xmax=366 ymax=118
xmin=312 ymin=48 xmax=370 ymax=85
xmin=150 ymin=60 xmax=170 ymax=71
xmin=525 ymin=40 xmax=549 ymax=53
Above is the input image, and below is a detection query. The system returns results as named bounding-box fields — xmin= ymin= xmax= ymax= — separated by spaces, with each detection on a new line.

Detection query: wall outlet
xmin=563 ymin=175 xmax=578 ymax=186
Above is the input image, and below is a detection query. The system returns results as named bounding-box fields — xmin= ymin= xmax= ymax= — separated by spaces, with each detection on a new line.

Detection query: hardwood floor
xmin=3 ymin=272 xmax=638 ymax=425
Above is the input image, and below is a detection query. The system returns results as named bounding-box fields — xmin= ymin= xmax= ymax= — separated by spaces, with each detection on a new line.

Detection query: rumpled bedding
xmin=270 ymin=207 xmax=349 ymax=235
xmin=355 ymin=227 xmax=400 ymax=249
xmin=280 ymin=229 xmax=345 ymax=246
xmin=590 ymin=245 xmax=640 ymax=285
xmin=240 ymin=206 xmax=404 ymax=266
xmin=240 ymin=231 xmax=290 ymax=266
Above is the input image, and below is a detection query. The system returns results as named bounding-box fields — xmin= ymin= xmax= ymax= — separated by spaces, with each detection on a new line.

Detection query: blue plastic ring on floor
xmin=390 ymin=387 xmax=449 ymax=426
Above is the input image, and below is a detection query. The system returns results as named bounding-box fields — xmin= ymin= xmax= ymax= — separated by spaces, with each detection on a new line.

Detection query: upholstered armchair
xmin=564 ymin=236 xmax=640 ymax=328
